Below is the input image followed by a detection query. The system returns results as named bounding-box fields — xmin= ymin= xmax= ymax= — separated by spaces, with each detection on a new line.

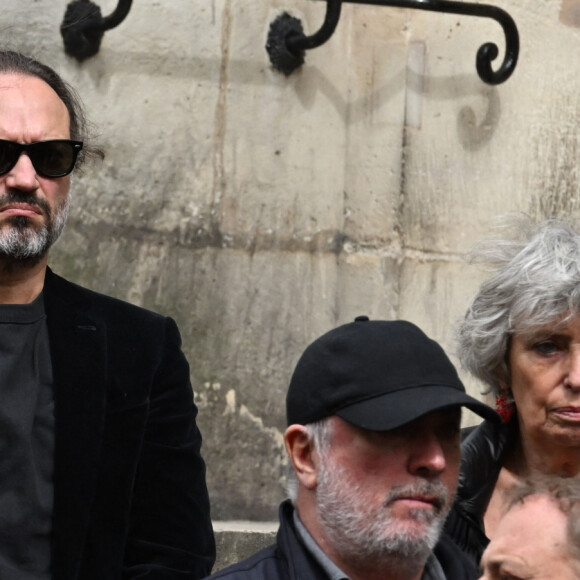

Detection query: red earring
xmin=495 ymin=392 xmax=515 ymax=423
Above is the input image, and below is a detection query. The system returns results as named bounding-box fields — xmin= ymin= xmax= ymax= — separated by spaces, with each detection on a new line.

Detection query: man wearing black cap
xmin=206 ymin=317 xmax=499 ymax=580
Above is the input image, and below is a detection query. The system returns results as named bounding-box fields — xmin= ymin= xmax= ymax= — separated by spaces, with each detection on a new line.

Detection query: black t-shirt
xmin=0 ymin=293 xmax=53 ymax=579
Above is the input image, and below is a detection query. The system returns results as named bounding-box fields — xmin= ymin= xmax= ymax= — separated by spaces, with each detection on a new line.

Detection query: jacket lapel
xmin=43 ymin=269 xmax=108 ymax=579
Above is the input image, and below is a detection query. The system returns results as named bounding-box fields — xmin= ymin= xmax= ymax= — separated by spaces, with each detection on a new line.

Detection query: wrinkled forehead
xmin=0 ymin=73 xmax=70 ymax=140
xmin=481 ymin=496 xmax=573 ymax=579
xmin=510 ymin=299 xmax=580 ymax=337
xmin=513 ymin=313 xmax=580 ymax=341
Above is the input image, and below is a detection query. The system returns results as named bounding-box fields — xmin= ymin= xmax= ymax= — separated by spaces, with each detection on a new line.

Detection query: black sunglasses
xmin=0 ymin=139 xmax=83 ymax=178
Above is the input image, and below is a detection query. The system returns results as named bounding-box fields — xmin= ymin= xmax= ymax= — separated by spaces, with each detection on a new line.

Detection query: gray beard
xmin=316 ymin=460 xmax=451 ymax=573
xmin=0 ymin=195 xmax=69 ymax=262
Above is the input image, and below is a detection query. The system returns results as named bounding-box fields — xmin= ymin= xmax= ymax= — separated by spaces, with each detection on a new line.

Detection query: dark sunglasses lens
xmin=0 ymin=141 xmax=21 ymax=174
xmin=30 ymin=142 xmax=77 ymax=177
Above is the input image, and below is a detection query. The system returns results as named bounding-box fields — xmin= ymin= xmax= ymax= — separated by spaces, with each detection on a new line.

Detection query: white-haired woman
xmin=445 ymin=218 xmax=580 ymax=566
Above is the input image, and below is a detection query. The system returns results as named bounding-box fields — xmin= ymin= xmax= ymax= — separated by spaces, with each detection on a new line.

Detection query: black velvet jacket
xmin=44 ymin=268 xmax=215 ymax=579
xmin=444 ymin=417 xmax=516 ymax=567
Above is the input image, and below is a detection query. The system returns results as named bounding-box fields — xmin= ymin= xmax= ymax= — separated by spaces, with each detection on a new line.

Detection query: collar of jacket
xmin=43 ymin=267 xmax=108 ymax=579
xmin=456 ymin=417 xmax=518 ymax=517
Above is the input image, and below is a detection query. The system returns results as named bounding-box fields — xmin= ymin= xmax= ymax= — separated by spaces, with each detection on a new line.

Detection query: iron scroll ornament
xmin=61 ymin=0 xmax=133 ymax=61
xmin=266 ymin=0 xmax=519 ymax=85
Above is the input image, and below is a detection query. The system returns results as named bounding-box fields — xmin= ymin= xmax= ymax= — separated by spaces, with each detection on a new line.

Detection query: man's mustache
xmin=384 ymin=481 xmax=450 ymax=514
xmin=0 ymin=192 xmax=51 ymax=217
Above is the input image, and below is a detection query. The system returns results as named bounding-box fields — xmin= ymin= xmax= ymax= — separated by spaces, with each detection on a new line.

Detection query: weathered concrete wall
xmin=4 ymin=0 xmax=580 ymax=542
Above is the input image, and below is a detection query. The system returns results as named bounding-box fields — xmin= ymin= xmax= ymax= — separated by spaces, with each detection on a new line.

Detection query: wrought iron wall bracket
xmin=266 ymin=0 xmax=519 ymax=84
xmin=61 ymin=0 xmax=133 ymax=61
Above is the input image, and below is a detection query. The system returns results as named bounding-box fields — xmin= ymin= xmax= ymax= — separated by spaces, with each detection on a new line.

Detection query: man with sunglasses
xmin=0 ymin=50 xmax=215 ymax=579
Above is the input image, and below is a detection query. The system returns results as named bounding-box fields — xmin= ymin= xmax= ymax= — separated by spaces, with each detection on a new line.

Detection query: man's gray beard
xmin=0 ymin=196 xmax=70 ymax=262
xmin=316 ymin=458 xmax=451 ymax=572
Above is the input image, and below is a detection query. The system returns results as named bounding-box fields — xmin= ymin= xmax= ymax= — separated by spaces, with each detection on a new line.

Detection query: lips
xmin=0 ymin=202 xmax=44 ymax=218
xmin=553 ymin=407 xmax=580 ymax=421
xmin=388 ymin=494 xmax=442 ymax=511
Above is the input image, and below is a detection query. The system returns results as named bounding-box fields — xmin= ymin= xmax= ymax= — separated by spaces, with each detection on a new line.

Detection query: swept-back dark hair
xmin=0 ymin=49 xmax=101 ymax=166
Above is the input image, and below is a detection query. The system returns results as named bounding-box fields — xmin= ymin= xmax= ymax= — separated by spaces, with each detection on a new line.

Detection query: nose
xmin=407 ymin=432 xmax=447 ymax=477
xmin=3 ymin=152 xmax=39 ymax=191
xmin=565 ymin=347 xmax=580 ymax=391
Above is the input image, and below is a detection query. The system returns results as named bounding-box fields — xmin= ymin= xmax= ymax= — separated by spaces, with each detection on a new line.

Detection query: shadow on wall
xmin=73 ymin=45 xmax=501 ymax=151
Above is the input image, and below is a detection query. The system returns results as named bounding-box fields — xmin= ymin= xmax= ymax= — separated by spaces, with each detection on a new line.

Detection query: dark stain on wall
xmin=560 ymin=0 xmax=580 ymax=27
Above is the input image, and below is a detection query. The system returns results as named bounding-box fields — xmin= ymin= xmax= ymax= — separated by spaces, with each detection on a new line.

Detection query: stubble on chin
xmin=316 ymin=463 xmax=451 ymax=569
xmin=0 ymin=196 xmax=69 ymax=264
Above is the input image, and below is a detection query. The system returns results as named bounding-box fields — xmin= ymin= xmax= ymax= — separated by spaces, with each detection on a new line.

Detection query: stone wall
xmin=4 ymin=0 xmax=580 ymax=569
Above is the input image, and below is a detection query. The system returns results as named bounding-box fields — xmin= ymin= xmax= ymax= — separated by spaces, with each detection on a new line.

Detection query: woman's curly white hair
xmin=458 ymin=216 xmax=580 ymax=395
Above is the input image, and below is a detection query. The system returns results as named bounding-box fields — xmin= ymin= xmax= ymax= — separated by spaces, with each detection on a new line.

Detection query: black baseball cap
xmin=286 ymin=317 xmax=499 ymax=429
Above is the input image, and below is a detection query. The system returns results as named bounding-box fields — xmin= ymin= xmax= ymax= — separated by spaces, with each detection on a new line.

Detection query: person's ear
xmin=496 ymin=350 xmax=515 ymax=395
xmin=496 ymin=364 xmax=511 ymax=392
xmin=496 ymin=337 xmax=513 ymax=392
xmin=284 ymin=424 xmax=318 ymax=490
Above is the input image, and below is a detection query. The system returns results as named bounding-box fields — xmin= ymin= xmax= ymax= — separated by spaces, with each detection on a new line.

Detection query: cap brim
xmin=335 ymin=384 xmax=500 ymax=430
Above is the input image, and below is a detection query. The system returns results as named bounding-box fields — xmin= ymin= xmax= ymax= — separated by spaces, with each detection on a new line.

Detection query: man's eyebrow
xmin=479 ymin=554 xmax=505 ymax=576
xmin=483 ymin=556 xmax=530 ymax=579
